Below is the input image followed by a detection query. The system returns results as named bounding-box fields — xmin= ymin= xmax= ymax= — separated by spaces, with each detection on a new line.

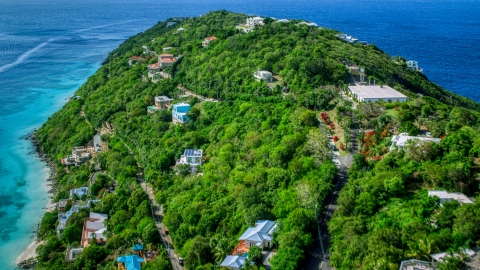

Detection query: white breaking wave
xmin=0 ymin=19 xmax=144 ymax=74
xmin=0 ymin=41 xmax=48 ymax=73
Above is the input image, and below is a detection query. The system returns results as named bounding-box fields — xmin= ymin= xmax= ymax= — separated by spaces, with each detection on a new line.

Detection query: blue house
xmin=117 ymin=254 xmax=145 ymax=270
xmin=172 ymin=102 xmax=191 ymax=124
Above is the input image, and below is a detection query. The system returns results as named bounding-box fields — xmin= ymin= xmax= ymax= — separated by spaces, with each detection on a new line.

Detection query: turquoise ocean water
xmin=0 ymin=0 xmax=479 ymax=268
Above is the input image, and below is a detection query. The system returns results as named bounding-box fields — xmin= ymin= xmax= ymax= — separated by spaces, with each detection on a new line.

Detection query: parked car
xmin=178 ymin=258 xmax=184 ymax=265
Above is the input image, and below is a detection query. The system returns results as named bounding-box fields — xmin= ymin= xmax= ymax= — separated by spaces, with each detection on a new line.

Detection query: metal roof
xmin=349 ymin=85 xmax=407 ymax=99
xmin=183 ymin=149 xmax=203 ymax=157
xmin=238 ymin=220 xmax=276 ymax=242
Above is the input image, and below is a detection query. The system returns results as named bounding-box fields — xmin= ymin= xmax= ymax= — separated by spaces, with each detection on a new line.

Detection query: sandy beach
xmin=16 ymin=197 xmax=55 ymax=264
xmin=16 ymin=240 xmax=43 ymax=264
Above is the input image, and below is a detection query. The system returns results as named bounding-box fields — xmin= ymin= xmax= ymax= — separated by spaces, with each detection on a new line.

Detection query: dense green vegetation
xmin=329 ymin=98 xmax=480 ymax=269
xmin=34 ymin=10 xmax=480 ymax=270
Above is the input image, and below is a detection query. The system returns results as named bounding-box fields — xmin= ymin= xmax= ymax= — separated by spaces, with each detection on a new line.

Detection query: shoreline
xmin=16 ymin=131 xmax=58 ymax=267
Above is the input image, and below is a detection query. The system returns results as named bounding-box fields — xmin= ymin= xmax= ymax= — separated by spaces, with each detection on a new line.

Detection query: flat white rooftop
xmin=349 ymin=85 xmax=407 ymax=99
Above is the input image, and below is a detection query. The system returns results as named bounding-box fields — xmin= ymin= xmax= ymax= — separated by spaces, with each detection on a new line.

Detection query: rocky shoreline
xmin=26 ymin=130 xmax=58 ymax=194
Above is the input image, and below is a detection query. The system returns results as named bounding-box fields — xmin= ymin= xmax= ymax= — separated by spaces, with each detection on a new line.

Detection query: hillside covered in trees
xmin=34 ymin=11 xmax=480 ymax=270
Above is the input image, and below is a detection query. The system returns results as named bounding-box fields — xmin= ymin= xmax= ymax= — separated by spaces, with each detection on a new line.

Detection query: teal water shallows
xmin=0 ymin=0 xmax=479 ymax=268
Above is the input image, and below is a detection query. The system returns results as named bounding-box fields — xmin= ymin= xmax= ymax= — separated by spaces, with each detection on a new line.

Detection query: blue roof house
xmin=220 ymin=255 xmax=247 ymax=269
xmin=238 ymin=220 xmax=277 ymax=250
xmin=172 ymin=103 xmax=191 ymax=124
xmin=117 ymin=254 xmax=145 ymax=270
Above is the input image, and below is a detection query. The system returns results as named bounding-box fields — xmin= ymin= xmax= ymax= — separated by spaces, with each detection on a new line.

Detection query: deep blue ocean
xmin=0 ymin=0 xmax=479 ymax=267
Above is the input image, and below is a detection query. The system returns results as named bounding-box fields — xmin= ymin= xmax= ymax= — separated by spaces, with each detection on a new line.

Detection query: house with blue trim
xmin=172 ymin=102 xmax=191 ymax=124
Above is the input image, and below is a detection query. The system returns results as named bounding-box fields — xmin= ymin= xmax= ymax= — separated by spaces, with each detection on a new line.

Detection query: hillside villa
xmin=428 ymin=190 xmax=475 ymax=205
xmin=202 ymin=36 xmax=217 ymax=47
xmin=237 ymin=17 xmax=264 ymax=33
xmin=158 ymin=54 xmax=178 ymax=68
xmin=254 ymin=70 xmax=273 ymax=82
xmin=148 ymin=96 xmax=173 ymax=113
xmin=117 ymin=254 xmax=145 ymax=270
xmin=81 ymin=212 xmax=108 ymax=247
xmin=390 ymin=133 xmax=441 ymax=151
xmin=62 ymin=147 xmax=91 ymax=166
xmin=221 ymin=220 xmax=277 ymax=269
xmin=399 ymin=248 xmax=476 ymax=270
xmin=128 ymin=56 xmax=146 ymax=67
xmin=70 ymin=186 xmax=88 ymax=198
xmin=172 ymin=102 xmax=191 ymax=124
xmin=348 ymin=85 xmax=407 ymax=103
xmin=176 ymin=149 xmax=203 ymax=173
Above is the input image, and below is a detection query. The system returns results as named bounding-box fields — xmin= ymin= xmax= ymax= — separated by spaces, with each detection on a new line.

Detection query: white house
xmin=246 ymin=17 xmax=264 ymax=28
xmin=176 ymin=149 xmax=203 ymax=173
xmin=254 ymin=70 xmax=273 ymax=82
xmin=428 ymin=190 xmax=475 ymax=205
xmin=238 ymin=220 xmax=276 ymax=250
xmin=70 ymin=187 xmax=88 ymax=198
xmin=407 ymin=60 xmax=423 ymax=72
xmin=348 ymin=85 xmax=407 ymax=103
xmin=276 ymin=19 xmax=289 ymax=23
xmin=81 ymin=212 xmax=108 ymax=247
xmin=62 ymin=147 xmax=91 ymax=166
xmin=390 ymin=133 xmax=441 ymax=150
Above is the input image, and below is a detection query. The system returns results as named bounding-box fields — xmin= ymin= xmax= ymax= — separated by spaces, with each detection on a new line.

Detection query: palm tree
xmin=213 ymin=238 xmax=230 ymax=264
xmin=407 ymin=237 xmax=438 ymax=261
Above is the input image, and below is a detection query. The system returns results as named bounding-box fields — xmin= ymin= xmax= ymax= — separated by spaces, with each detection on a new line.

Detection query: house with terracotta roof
xmin=128 ymin=56 xmax=146 ymax=67
xmin=202 ymin=36 xmax=217 ymax=47
xmin=148 ymin=63 xmax=160 ymax=72
xmin=158 ymin=54 xmax=178 ymax=68
xmin=81 ymin=212 xmax=108 ymax=247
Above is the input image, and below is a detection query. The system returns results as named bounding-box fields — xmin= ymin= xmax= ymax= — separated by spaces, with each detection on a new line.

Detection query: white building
xmin=390 ymin=133 xmax=441 ymax=150
xmin=428 ymin=190 xmax=475 ymax=205
xmin=297 ymin=21 xmax=318 ymax=27
xmin=254 ymin=70 xmax=273 ymax=82
xmin=81 ymin=212 xmax=108 ymax=247
xmin=70 ymin=187 xmax=88 ymax=199
xmin=176 ymin=149 xmax=203 ymax=173
xmin=348 ymin=85 xmax=407 ymax=103
xmin=399 ymin=259 xmax=434 ymax=270
xmin=62 ymin=147 xmax=91 ymax=166
xmin=407 ymin=60 xmax=423 ymax=72
xmin=246 ymin=17 xmax=264 ymax=27
xmin=238 ymin=220 xmax=276 ymax=250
